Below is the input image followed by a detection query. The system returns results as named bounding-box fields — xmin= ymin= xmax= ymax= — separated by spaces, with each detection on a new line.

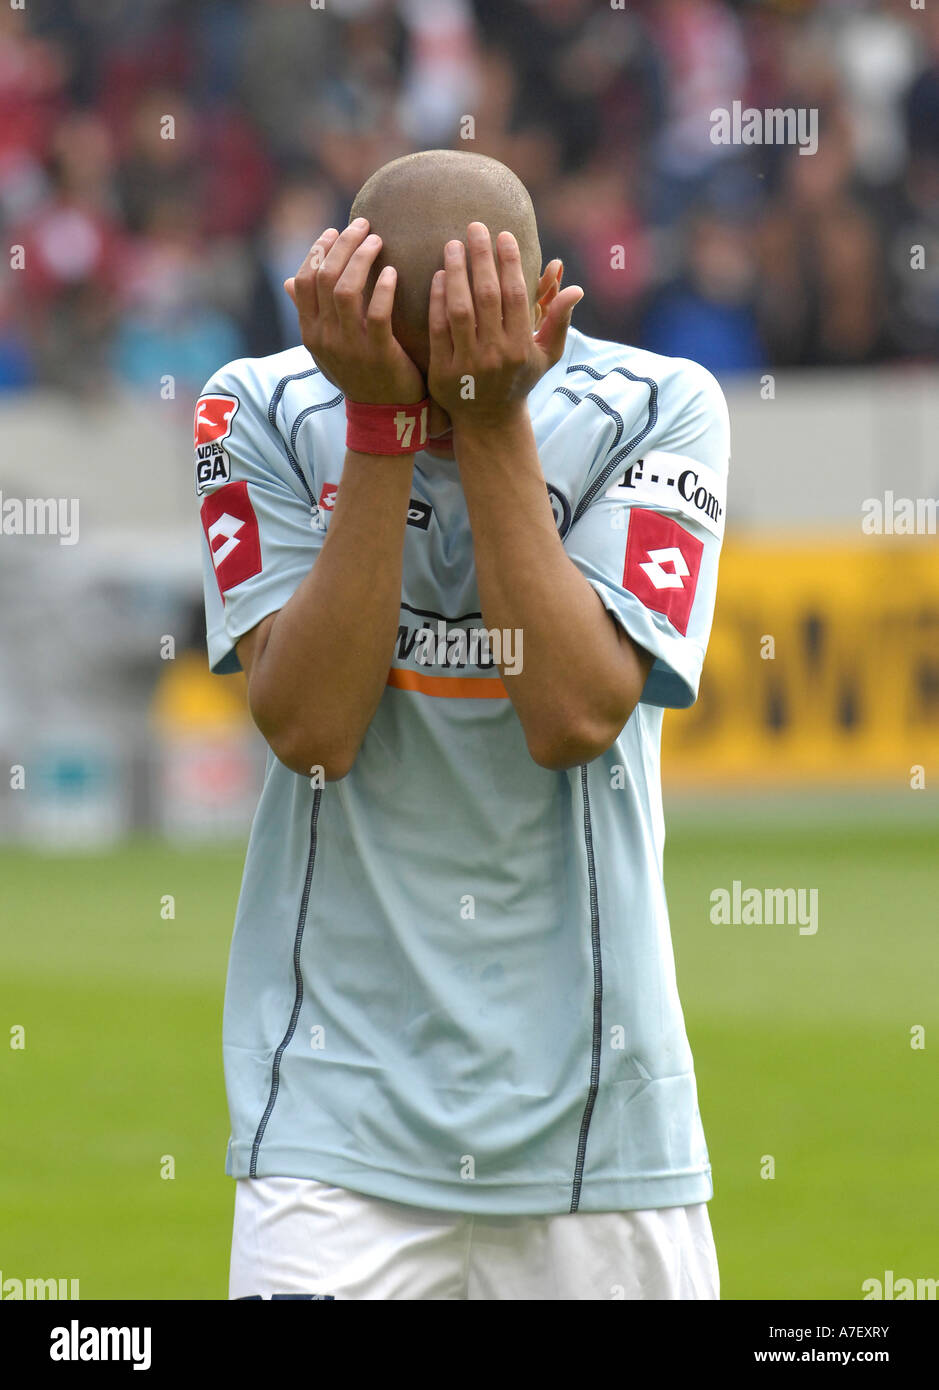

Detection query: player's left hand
xmin=427 ymin=222 xmax=583 ymax=433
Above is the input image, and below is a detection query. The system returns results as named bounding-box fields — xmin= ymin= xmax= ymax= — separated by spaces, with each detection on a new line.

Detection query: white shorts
xmin=229 ymin=1177 xmax=720 ymax=1301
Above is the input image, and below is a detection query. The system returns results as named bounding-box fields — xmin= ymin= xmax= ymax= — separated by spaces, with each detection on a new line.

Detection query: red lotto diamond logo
xmin=623 ymin=509 xmax=703 ymax=636
xmin=200 ymin=480 xmax=261 ymax=597
xmin=319 ymin=483 xmax=338 ymax=511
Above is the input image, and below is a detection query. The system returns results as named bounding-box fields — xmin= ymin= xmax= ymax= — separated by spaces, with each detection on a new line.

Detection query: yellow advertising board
xmin=662 ymin=537 xmax=939 ymax=785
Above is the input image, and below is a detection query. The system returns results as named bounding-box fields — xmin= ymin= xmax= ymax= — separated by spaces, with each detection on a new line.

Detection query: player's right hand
xmin=285 ymin=219 xmax=426 ymax=406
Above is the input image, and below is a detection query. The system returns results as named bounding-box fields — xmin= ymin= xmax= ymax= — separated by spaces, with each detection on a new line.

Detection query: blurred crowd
xmin=1 ymin=0 xmax=937 ymax=397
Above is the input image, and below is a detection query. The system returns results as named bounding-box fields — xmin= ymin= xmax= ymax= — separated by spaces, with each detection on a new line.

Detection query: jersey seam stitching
xmin=570 ymin=763 xmax=603 ymax=1211
xmin=249 ymin=788 xmax=322 ymax=1176
xmin=564 ymin=365 xmax=660 ymax=523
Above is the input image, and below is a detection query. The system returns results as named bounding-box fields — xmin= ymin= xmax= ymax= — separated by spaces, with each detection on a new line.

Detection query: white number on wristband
xmin=394 ymin=407 xmax=427 ymax=450
xmin=395 ymin=410 xmax=415 ymax=448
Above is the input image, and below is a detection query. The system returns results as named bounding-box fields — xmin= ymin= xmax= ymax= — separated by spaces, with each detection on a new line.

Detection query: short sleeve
xmin=195 ymin=366 xmax=325 ymax=674
xmin=563 ymin=363 xmax=730 ymax=709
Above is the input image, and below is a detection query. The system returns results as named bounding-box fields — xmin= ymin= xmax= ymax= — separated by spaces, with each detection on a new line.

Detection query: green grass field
xmin=2 ymin=807 xmax=936 ymax=1299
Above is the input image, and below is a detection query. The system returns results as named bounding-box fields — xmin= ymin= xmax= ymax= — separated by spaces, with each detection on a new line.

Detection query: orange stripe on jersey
xmin=386 ymin=668 xmax=508 ymax=699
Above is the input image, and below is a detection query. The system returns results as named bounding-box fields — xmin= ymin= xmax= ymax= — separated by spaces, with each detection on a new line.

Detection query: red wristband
xmin=345 ymin=398 xmax=430 ymax=455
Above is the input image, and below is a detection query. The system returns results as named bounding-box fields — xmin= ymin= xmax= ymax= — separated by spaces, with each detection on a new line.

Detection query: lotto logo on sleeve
xmin=194 ymin=394 xmax=239 ymax=494
xmin=200 ymin=480 xmax=262 ymax=598
xmin=623 ymin=509 xmax=703 ymax=636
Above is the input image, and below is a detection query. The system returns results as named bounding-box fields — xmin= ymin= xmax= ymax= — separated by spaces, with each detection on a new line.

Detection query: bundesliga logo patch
xmin=622 ymin=509 xmax=703 ymax=636
xmin=194 ymin=394 xmax=240 ymax=495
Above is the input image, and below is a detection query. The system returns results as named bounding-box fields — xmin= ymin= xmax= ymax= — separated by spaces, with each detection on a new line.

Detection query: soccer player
xmin=196 ymin=150 xmax=729 ymax=1300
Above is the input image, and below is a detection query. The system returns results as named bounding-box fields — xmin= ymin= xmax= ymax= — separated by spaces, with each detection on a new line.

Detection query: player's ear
xmin=533 ymin=259 xmax=563 ymax=330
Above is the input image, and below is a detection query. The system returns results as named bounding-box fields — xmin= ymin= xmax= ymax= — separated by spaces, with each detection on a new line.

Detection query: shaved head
xmin=350 ymin=149 xmax=542 ymax=371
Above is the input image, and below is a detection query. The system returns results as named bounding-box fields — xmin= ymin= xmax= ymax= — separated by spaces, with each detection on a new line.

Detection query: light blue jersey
xmin=196 ymin=326 xmax=730 ymax=1215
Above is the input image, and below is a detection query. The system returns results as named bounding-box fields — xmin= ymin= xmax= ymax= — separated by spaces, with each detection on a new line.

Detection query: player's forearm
xmin=247 ymin=451 xmax=413 ymax=778
xmin=455 ymin=409 xmax=651 ymax=769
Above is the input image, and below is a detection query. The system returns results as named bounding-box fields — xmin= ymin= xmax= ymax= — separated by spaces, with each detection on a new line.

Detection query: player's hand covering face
xmin=428 ymin=222 xmax=584 ymax=432
xmin=285 ymin=219 xmax=426 ymax=406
